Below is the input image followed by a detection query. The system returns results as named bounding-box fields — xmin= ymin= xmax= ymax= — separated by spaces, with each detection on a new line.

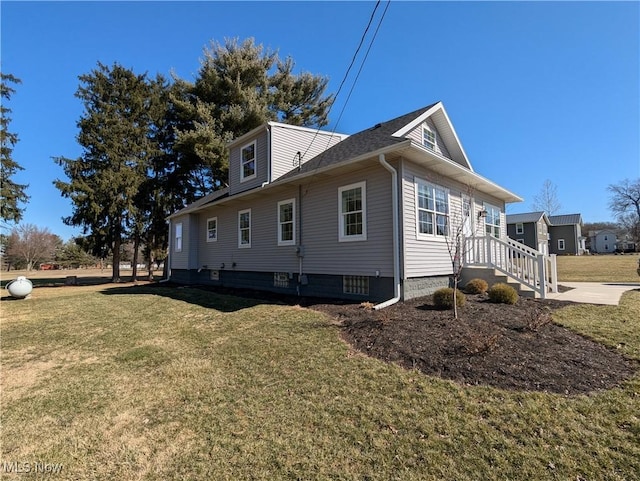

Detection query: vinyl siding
xmin=401 ymin=159 xmax=506 ymax=278
xmin=271 ymin=124 xmax=345 ymax=181
xmin=405 ymin=117 xmax=453 ymax=160
xmin=196 ymin=185 xmax=300 ymax=273
xmin=299 ymin=164 xmax=394 ymax=276
xmin=170 ymin=214 xmax=198 ymax=270
xmin=229 ymin=129 xmax=269 ymax=196
xmin=194 ymin=162 xmax=394 ymax=278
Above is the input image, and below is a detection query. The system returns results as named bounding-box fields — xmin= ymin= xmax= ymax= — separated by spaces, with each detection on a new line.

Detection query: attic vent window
xmin=423 ymin=125 xmax=436 ymax=151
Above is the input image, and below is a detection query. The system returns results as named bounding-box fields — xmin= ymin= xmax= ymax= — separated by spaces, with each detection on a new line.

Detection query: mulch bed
xmin=148 ymin=282 xmax=638 ymax=396
xmin=310 ymin=295 xmax=639 ymax=395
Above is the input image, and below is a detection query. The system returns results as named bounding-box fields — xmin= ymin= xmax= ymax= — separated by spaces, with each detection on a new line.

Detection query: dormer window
xmin=423 ymin=125 xmax=436 ymax=151
xmin=241 ymin=141 xmax=256 ymax=182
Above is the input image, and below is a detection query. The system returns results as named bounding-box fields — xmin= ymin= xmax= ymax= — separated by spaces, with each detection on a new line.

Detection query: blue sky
xmin=2 ymin=1 xmax=639 ymax=241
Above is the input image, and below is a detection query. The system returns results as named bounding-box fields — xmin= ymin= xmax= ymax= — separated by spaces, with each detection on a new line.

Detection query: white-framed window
xmin=174 ymin=222 xmax=183 ymax=252
xmin=423 ymin=124 xmax=436 ymax=151
xmin=338 ymin=181 xmax=367 ymax=242
xmin=484 ymin=204 xmax=501 ymax=237
xmin=277 ymin=199 xmax=295 ymax=246
xmin=240 ymin=141 xmax=256 ymax=182
xmin=206 ymin=217 xmax=218 ymax=242
xmin=238 ymin=209 xmax=251 ymax=248
xmin=516 ymin=223 xmax=524 ymax=235
xmin=517 ymin=238 xmax=525 ymax=244
xmin=343 ymin=275 xmax=369 ymax=295
xmin=558 ymin=239 xmax=566 ymax=250
xmin=416 ymin=179 xmax=449 ymax=238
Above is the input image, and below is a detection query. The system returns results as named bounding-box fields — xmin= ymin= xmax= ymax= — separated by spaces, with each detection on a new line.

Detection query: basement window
xmin=273 ymin=272 xmax=290 ymax=288
xmin=343 ymin=275 xmax=369 ymax=295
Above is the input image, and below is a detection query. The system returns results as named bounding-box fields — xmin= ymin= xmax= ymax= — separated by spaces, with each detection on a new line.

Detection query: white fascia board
xmin=176 ymin=141 xmax=414 ymax=217
xmin=391 ymin=102 xmax=443 ymax=138
xmin=391 ymin=102 xmax=473 ymax=171
xmin=406 ymin=144 xmax=522 ymax=204
xmin=227 ymin=122 xmax=349 ymax=149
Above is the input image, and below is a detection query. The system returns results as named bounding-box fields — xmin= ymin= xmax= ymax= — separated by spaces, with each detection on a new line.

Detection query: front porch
xmin=462 ymin=236 xmax=558 ymax=299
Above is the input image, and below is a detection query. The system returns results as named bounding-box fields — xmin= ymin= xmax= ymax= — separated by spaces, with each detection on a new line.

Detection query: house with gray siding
xmin=168 ymin=102 xmax=547 ymax=304
xmin=588 ymin=229 xmax=617 ymax=254
xmin=548 ymin=214 xmax=586 ymax=255
xmin=506 ymin=211 xmax=551 ymax=254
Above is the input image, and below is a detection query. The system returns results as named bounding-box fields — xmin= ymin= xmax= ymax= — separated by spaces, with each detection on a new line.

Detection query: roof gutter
xmin=374 ymin=153 xmax=401 ymax=310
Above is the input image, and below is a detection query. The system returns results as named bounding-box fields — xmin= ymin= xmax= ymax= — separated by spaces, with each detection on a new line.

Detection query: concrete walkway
xmin=547 ymin=282 xmax=640 ymax=305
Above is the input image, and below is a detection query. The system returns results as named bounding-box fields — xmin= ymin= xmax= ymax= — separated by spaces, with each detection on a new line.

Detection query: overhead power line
xmin=298 ymin=0 xmax=390 ymax=165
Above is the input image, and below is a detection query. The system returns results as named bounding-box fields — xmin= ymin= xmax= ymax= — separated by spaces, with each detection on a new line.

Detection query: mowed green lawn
xmin=557 ymin=253 xmax=640 ymax=283
xmin=1 ymin=283 xmax=639 ymax=480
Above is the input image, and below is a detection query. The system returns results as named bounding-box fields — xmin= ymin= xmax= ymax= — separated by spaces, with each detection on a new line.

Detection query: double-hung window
xmin=240 ymin=141 xmax=256 ymax=182
xmin=338 ymin=181 xmax=366 ymax=242
xmin=206 ymin=217 xmax=217 ymax=242
xmin=278 ymin=199 xmax=295 ymax=246
xmin=484 ymin=204 xmax=501 ymax=237
xmin=174 ymin=222 xmax=183 ymax=252
xmin=558 ymin=239 xmax=566 ymax=250
xmin=416 ymin=179 xmax=449 ymax=237
xmin=423 ymin=125 xmax=436 ymax=151
xmin=238 ymin=209 xmax=251 ymax=248
xmin=516 ymin=223 xmax=524 ymax=235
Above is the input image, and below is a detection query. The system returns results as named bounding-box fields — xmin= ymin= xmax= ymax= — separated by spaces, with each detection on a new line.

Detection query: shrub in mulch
xmin=464 ymin=278 xmax=489 ymax=294
xmin=488 ymin=283 xmax=519 ymax=304
xmin=433 ymin=287 xmax=466 ymax=310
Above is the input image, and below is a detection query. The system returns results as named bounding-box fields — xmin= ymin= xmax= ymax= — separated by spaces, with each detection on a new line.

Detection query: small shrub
xmin=433 ymin=287 xmax=466 ymax=310
xmin=488 ymin=283 xmax=519 ymax=305
xmin=465 ymin=278 xmax=489 ymax=294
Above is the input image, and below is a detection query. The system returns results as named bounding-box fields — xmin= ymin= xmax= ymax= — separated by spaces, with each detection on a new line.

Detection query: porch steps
xmin=460 ymin=266 xmax=539 ymax=299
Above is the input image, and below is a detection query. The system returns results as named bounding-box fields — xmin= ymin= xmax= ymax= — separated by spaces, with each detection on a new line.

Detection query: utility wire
xmin=323 ymin=0 xmax=391 ymax=152
xmin=298 ymin=0 xmax=384 ymax=164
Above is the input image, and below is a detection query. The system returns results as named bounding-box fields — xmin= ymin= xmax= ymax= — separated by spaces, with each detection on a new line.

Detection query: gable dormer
xmin=392 ymin=102 xmax=473 ymax=171
xmin=228 ymin=122 xmax=347 ymax=196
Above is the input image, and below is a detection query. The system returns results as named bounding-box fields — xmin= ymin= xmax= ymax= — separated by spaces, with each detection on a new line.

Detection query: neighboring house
xmin=506 ymin=211 xmax=551 ymax=254
xmin=168 ymin=101 xmax=535 ymax=303
xmin=548 ymin=214 xmax=586 ymax=255
xmin=588 ymin=229 xmax=618 ymax=254
xmin=616 ymin=237 xmax=637 ymax=253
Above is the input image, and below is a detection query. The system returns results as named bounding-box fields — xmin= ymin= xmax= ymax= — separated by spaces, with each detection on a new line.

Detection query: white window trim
xmin=517 ymin=238 xmax=525 ymax=244
xmin=423 ymin=124 xmax=436 ymax=151
xmin=206 ymin=217 xmax=218 ymax=243
xmin=277 ymin=199 xmax=296 ymax=246
xmin=484 ymin=203 xmax=502 ymax=238
xmin=174 ymin=222 xmax=183 ymax=252
xmin=238 ymin=209 xmax=251 ymax=248
xmin=558 ymin=239 xmax=566 ymax=251
xmin=415 ymin=178 xmax=449 ymax=240
xmin=516 ymin=223 xmax=524 ymax=235
xmin=338 ymin=181 xmax=367 ymax=242
xmin=240 ymin=140 xmax=257 ymax=183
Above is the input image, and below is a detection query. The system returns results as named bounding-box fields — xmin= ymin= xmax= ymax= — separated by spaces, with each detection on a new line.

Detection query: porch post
xmin=537 ymin=253 xmax=547 ymax=299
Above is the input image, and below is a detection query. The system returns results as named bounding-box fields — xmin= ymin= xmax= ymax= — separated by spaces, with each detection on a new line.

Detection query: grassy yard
xmin=1 ymin=283 xmax=639 ymax=480
xmin=557 ymin=253 xmax=640 ymax=282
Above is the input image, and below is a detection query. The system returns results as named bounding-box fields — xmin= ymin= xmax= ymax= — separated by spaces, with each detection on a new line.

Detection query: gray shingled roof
xmin=549 ymin=214 xmax=583 ymax=226
xmin=506 ymin=211 xmax=547 ymax=224
xmin=169 ymin=187 xmax=229 ymax=218
xmin=278 ymin=103 xmax=438 ymax=181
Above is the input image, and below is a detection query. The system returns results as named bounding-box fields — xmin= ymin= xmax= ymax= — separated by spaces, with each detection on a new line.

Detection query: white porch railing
xmin=464 ymin=236 xmax=558 ymax=299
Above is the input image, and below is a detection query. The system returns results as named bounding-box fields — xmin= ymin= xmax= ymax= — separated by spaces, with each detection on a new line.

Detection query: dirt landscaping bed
xmin=311 ymin=295 xmax=638 ymax=395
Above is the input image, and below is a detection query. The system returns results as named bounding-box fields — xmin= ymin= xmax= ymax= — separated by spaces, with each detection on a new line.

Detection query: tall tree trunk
xmin=112 ymin=232 xmax=121 ymax=283
xmin=132 ymin=233 xmax=140 ymax=282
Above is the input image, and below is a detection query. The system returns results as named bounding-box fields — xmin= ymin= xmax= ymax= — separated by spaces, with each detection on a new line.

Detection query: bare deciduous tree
xmin=608 ymin=178 xmax=640 ymax=250
xmin=532 ymin=179 xmax=561 ymax=216
xmin=6 ymin=224 xmax=61 ymax=271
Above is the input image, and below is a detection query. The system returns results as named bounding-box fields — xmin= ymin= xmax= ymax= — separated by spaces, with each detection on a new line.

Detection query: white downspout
xmin=374 ymin=154 xmax=401 ymax=310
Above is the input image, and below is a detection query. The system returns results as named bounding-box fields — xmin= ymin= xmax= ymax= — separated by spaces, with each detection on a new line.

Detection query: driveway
xmin=548 ymin=282 xmax=640 ymax=305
